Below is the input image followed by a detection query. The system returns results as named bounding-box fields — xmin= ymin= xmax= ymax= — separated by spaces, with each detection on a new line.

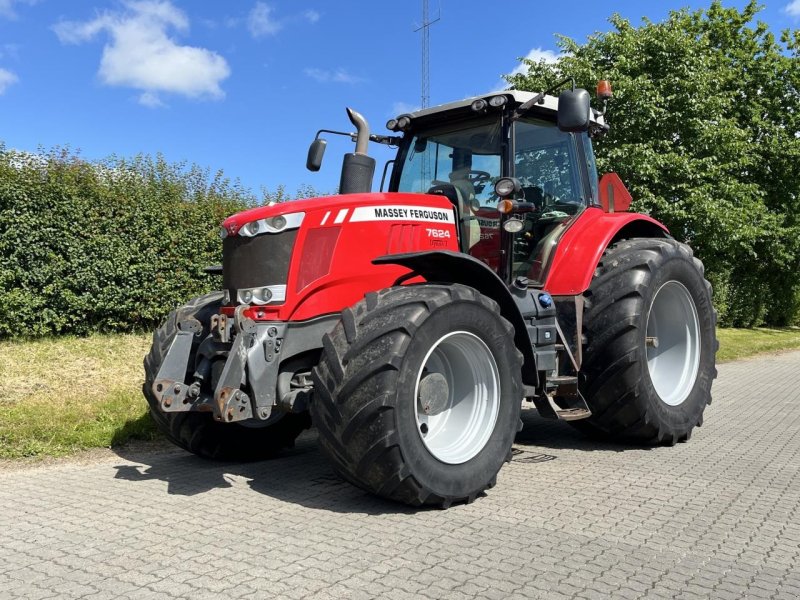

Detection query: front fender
xmin=373 ymin=251 xmax=537 ymax=384
xmin=543 ymin=208 xmax=669 ymax=295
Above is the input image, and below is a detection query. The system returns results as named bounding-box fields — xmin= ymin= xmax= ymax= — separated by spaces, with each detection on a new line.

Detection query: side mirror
xmin=306 ymin=138 xmax=327 ymax=172
xmin=557 ymin=88 xmax=591 ymax=132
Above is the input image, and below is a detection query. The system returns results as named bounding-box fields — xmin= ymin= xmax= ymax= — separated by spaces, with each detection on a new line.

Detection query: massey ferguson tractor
xmin=144 ymin=81 xmax=717 ymax=507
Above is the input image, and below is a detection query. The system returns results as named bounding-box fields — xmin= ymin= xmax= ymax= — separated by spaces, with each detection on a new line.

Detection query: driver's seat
xmin=428 ymin=170 xmax=481 ymax=250
xmin=448 ymin=169 xmax=480 ymax=249
xmin=448 ymin=168 xmax=477 ymax=207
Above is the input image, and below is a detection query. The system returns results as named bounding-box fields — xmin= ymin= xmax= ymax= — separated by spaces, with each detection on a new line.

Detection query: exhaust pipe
xmin=347 ymin=107 xmax=370 ymax=155
xmin=339 ymin=107 xmax=376 ymax=194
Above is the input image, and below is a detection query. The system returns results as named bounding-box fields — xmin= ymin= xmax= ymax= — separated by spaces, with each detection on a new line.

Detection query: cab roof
xmin=397 ymin=90 xmax=605 ymax=128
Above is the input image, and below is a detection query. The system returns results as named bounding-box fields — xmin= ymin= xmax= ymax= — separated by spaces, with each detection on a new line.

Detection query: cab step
xmin=545 ymin=399 xmax=591 ymax=421
xmin=529 ymin=374 xmax=592 ymax=421
xmin=547 ymin=374 xmax=578 ymax=388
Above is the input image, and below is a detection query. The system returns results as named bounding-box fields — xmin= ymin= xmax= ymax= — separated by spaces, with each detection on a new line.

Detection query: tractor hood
xmin=221 ymin=192 xmax=455 ymax=237
xmin=218 ymin=191 xmax=460 ymax=323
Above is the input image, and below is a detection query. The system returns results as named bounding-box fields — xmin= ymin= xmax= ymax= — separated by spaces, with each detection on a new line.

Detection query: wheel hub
xmin=418 ymin=372 xmax=450 ymax=416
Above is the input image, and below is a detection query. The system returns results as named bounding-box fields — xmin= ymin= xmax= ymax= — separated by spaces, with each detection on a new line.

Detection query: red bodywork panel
xmin=218 ymin=192 xmax=667 ymax=320
xmin=542 ymin=207 xmax=668 ymax=295
xmin=221 ymin=193 xmax=460 ymax=321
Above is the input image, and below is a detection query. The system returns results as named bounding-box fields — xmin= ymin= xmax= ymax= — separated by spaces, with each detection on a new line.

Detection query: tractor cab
xmin=385 ymin=90 xmax=605 ymax=284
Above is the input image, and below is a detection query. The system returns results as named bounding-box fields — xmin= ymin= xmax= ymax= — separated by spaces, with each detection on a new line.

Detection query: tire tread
xmin=574 ymin=238 xmax=717 ymax=444
xmin=311 ymin=284 xmax=522 ymax=507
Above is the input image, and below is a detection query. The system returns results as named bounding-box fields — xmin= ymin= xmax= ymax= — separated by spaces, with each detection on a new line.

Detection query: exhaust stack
xmin=339 ymin=108 xmax=376 ymax=194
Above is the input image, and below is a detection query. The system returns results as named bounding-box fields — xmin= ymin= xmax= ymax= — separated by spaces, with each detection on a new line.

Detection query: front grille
xmin=222 ymin=230 xmax=298 ymax=296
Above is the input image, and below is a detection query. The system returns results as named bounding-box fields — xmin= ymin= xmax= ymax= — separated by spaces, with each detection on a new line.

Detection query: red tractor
xmin=144 ymin=81 xmax=717 ymax=507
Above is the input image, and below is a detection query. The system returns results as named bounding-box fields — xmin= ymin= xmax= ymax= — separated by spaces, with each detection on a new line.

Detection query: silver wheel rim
xmin=414 ymin=331 xmax=500 ymax=464
xmin=645 ymin=281 xmax=701 ymax=406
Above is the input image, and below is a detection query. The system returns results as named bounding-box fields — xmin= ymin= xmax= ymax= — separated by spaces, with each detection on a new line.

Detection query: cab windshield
xmin=393 ymin=113 xmax=593 ymax=282
xmin=395 ymin=117 xmax=502 ymax=203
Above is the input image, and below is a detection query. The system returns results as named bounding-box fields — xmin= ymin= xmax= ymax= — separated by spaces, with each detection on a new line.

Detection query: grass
xmin=716 ymin=326 xmax=800 ymax=362
xmin=0 ymin=326 xmax=798 ymax=460
xmin=0 ymin=333 xmax=158 ymax=459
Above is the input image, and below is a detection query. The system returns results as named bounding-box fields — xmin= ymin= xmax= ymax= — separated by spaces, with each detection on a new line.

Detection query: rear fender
xmin=373 ymin=251 xmax=537 ymax=385
xmin=543 ymin=208 xmax=669 ymax=295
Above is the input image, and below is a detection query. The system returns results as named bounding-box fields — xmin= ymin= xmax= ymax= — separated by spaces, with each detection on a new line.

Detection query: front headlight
xmin=268 ymin=215 xmax=287 ymax=230
xmin=494 ymin=178 xmax=518 ymax=198
xmin=237 ymin=212 xmax=305 ymax=237
xmin=236 ymin=285 xmax=286 ymax=306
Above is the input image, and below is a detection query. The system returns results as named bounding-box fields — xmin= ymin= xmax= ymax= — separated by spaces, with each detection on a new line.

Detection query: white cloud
xmin=138 ymin=90 xmax=166 ymax=108
xmin=245 ymin=4 xmax=319 ymax=38
xmin=509 ymin=47 xmax=559 ymax=77
xmin=786 ymin=0 xmax=800 ymax=17
xmin=0 ymin=0 xmax=36 ymax=20
xmin=494 ymin=47 xmax=561 ymax=91
xmin=304 ymin=67 xmax=363 ymax=84
xmin=248 ymin=2 xmax=281 ymax=37
xmin=0 ymin=67 xmax=18 ymax=93
xmin=53 ymin=0 xmax=230 ymax=107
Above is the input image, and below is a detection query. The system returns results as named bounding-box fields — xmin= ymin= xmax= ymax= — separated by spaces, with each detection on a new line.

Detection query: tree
xmin=507 ymin=1 xmax=800 ymax=326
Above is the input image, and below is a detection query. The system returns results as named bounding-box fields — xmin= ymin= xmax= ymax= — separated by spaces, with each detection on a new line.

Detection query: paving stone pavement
xmin=1 ymin=351 xmax=799 ymax=600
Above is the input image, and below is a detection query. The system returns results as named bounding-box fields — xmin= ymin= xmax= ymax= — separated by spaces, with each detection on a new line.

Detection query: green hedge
xmin=0 ymin=146 xmax=256 ymax=337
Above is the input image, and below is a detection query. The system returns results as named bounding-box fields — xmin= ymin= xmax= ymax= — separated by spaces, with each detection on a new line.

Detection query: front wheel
xmin=574 ymin=238 xmax=718 ymax=444
xmin=311 ymin=284 xmax=523 ymax=507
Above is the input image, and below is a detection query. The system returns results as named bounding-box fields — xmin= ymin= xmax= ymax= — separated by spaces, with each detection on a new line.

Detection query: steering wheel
xmin=467 ymin=170 xmax=492 ymax=186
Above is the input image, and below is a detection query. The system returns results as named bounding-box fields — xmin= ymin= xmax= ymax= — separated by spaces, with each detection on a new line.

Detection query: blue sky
xmin=1 ymin=0 xmax=798 ymax=197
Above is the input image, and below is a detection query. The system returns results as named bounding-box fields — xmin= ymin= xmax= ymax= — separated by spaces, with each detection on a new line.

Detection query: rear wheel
xmin=573 ymin=238 xmax=717 ymax=444
xmin=311 ymin=284 xmax=522 ymax=507
xmin=143 ymin=293 xmax=310 ymax=460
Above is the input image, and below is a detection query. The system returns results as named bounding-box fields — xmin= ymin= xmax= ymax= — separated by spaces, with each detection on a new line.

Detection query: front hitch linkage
xmin=152 ymin=306 xmax=256 ymax=423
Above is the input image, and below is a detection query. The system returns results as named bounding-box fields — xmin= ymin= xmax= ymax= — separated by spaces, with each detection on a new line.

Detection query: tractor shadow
xmin=110 ymin=409 xmax=651 ymax=514
xmin=513 ymin=407 xmax=654 ymax=454
xmin=111 ymin=431 xmax=418 ymax=515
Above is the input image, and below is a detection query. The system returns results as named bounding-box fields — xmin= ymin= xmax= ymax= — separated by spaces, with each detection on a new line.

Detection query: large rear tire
xmin=143 ymin=293 xmax=310 ymax=460
xmin=311 ymin=284 xmax=523 ymax=507
xmin=573 ymin=238 xmax=717 ymax=444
